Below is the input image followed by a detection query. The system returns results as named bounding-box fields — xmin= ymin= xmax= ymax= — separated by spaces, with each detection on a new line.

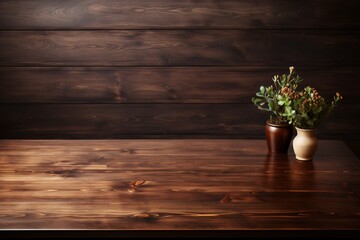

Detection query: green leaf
xmin=306 ymin=119 xmax=314 ymax=127
xmin=260 ymin=86 xmax=265 ymax=94
xmin=268 ymin=100 xmax=274 ymax=110
xmin=315 ymin=106 xmax=322 ymax=114
xmin=284 ymin=106 xmax=291 ymax=114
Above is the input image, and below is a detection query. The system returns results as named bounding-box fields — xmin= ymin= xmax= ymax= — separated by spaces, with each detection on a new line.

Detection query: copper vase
xmin=265 ymin=121 xmax=293 ymax=154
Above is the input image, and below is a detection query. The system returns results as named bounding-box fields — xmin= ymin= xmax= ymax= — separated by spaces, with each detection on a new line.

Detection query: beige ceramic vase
xmin=293 ymin=127 xmax=318 ymax=161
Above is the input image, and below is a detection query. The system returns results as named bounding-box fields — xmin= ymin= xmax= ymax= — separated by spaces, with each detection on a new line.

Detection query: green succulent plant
xmin=283 ymin=86 xmax=343 ymax=129
xmin=252 ymin=66 xmax=343 ymax=129
xmin=251 ymin=66 xmax=303 ymax=125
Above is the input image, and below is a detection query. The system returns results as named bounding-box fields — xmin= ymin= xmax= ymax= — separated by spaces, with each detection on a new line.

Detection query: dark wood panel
xmin=0 ymin=0 xmax=359 ymax=30
xmin=0 ymin=103 xmax=357 ymax=138
xmin=0 ymin=66 xmax=357 ymax=103
xmin=1 ymin=30 xmax=359 ymax=66
xmin=0 ymin=139 xmax=359 ymax=230
xmin=0 ymin=103 xmax=263 ymax=137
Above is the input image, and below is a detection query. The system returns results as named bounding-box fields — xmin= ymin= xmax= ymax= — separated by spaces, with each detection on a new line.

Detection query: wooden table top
xmin=0 ymin=139 xmax=359 ymax=235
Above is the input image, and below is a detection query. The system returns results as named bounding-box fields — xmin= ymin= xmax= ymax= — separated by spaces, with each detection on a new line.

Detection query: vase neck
xmin=295 ymin=128 xmax=316 ymax=137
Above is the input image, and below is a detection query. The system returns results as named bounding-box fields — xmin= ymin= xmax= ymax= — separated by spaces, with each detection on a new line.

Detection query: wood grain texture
xmin=0 ymin=103 xmax=263 ymax=138
xmin=0 ymin=0 xmax=358 ymax=159
xmin=1 ymin=30 xmax=359 ymax=66
xmin=0 ymin=103 xmax=357 ymax=139
xmin=0 ymin=0 xmax=359 ymax=30
xmin=0 ymin=66 xmax=357 ymax=103
xmin=0 ymin=139 xmax=359 ymax=230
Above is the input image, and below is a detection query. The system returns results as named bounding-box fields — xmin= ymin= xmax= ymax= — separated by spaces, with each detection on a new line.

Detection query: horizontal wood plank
xmin=0 ymin=103 xmax=357 ymax=138
xmin=0 ymin=66 xmax=357 ymax=103
xmin=0 ymin=139 xmax=359 ymax=230
xmin=1 ymin=30 xmax=359 ymax=66
xmin=0 ymin=104 xmax=263 ymax=137
xmin=0 ymin=0 xmax=359 ymax=30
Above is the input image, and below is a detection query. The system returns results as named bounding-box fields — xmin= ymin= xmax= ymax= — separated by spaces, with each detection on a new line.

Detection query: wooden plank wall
xmin=0 ymin=0 xmax=359 ymax=153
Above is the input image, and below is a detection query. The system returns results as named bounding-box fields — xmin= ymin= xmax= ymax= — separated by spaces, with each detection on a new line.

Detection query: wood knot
xmin=131 ymin=212 xmax=159 ymax=221
xmin=219 ymin=193 xmax=241 ymax=203
xmin=128 ymin=180 xmax=146 ymax=192
xmin=220 ymin=193 xmax=231 ymax=203
xmin=121 ymin=148 xmax=134 ymax=154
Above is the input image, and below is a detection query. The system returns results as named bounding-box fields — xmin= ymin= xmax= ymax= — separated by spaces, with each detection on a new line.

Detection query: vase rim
xmin=266 ymin=120 xmax=291 ymax=128
xmin=295 ymin=127 xmax=316 ymax=131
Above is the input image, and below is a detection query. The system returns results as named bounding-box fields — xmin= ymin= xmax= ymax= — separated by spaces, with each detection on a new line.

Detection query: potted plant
xmin=252 ymin=67 xmax=302 ymax=154
xmin=284 ymin=86 xmax=343 ymax=161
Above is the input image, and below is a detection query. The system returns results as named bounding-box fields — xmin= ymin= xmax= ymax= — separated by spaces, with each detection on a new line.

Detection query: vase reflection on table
xmin=263 ymin=153 xmax=315 ymax=188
